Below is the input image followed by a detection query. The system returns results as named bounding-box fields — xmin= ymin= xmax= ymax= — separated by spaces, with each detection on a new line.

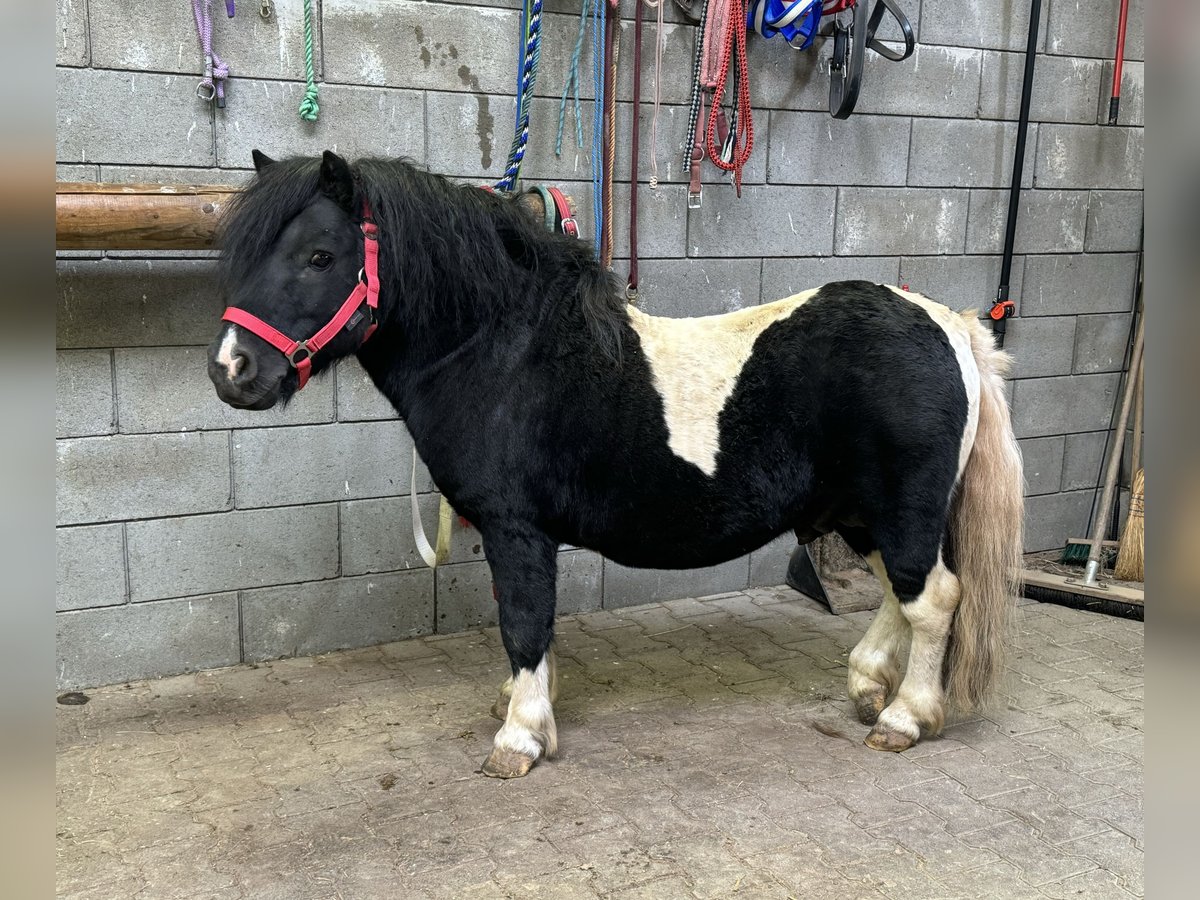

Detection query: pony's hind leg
xmin=847 ymin=551 xmax=911 ymax=725
xmin=865 ymin=555 xmax=962 ymax=752
xmin=479 ymin=524 xmax=561 ymax=779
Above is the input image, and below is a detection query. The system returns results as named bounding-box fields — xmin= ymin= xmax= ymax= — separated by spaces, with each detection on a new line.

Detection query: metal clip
xmin=260 ymin=0 xmax=273 ymax=20
xmin=196 ymin=82 xmax=217 ymax=102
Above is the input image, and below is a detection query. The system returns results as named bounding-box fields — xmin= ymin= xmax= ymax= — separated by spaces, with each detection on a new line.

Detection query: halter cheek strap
xmin=221 ymin=204 xmax=380 ymax=390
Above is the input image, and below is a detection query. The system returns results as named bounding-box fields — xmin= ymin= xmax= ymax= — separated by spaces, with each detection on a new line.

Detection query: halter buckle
xmin=287 ymin=342 xmax=313 ymax=366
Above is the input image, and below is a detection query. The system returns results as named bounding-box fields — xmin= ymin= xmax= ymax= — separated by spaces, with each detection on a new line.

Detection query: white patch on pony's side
xmin=885 ymin=286 xmax=982 ymax=480
xmin=215 ymin=324 xmax=242 ymax=379
xmin=627 ymin=289 xmax=819 ymax=476
xmin=492 ymin=653 xmax=558 ymax=760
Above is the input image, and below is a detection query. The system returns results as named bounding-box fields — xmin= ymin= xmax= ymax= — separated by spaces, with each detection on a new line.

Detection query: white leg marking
xmin=626 ymin=289 xmax=819 ymax=475
xmin=215 ymin=325 xmax=242 ymax=378
xmin=492 ymin=652 xmax=558 ymax=760
xmin=848 ymin=552 xmax=911 ymax=711
xmin=875 ymin=559 xmax=961 ymax=740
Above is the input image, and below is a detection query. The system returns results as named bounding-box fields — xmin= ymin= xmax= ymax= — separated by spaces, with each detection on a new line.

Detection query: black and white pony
xmin=208 ymin=151 xmax=1023 ymax=778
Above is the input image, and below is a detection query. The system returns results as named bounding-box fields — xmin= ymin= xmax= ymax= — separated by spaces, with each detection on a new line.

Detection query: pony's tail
xmin=944 ymin=314 xmax=1024 ymax=711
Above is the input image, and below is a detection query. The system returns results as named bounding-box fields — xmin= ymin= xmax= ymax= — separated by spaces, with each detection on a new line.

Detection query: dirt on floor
xmin=56 ymin=586 xmax=1143 ymax=899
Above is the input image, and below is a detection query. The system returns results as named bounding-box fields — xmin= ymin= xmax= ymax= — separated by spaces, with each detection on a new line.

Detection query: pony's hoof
xmin=481 ymin=747 xmax=537 ymax=779
xmin=490 ymin=695 xmax=509 ymax=721
xmin=864 ymin=722 xmax=916 ymax=753
xmin=853 ymin=688 xmax=887 ymax=726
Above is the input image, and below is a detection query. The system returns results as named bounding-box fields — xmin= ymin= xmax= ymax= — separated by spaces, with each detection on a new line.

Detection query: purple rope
xmin=193 ymin=0 xmax=230 ymax=107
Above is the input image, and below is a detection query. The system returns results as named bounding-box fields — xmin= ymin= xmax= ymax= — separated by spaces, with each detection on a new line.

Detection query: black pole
xmin=992 ymin=0 xmax=1042 ymax=348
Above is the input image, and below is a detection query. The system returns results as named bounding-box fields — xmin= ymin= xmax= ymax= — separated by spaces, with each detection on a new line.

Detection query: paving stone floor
xmin=56 ymin=587 xmax=1144 ymax=899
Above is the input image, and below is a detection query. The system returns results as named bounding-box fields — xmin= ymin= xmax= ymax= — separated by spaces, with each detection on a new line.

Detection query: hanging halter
xmin=221 ymin=201 xmax=380 ymax=390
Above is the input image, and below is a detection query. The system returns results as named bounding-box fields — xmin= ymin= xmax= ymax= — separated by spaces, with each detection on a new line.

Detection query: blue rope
xmin=495 ymin=0 xmax=543 ymax=192
xmin=555 ymin=0 xmax=591 ymax=156
xmin=590 ymin=0 xmax=604 ymax=257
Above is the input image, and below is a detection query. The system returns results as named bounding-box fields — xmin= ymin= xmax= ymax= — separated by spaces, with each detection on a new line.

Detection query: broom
xmin=1113 ymin=356 xmax=1145 ymax=580
xmin=1114 ymin=468 xmax=1144 ymax=581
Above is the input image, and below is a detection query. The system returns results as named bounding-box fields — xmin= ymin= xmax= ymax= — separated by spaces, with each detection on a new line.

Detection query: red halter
xmin=221 ymin=203 xmax=380 ymax=390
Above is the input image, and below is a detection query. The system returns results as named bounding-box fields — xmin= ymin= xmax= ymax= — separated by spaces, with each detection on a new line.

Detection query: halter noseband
xmin=221 ymin=201 xmax=380 ymax=390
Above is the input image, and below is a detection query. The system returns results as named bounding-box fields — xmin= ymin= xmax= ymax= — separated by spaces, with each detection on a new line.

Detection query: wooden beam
xmin=55 ymin=183 xmax=239 ymax=250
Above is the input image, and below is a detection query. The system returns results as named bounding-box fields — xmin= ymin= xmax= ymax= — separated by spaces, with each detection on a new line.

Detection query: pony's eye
xmin=309 ymin=251 xmax=334 ymax=270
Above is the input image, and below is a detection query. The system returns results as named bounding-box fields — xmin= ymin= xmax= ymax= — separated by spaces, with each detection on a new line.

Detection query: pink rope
xmin=645 ymin=0 xmax=666 ymax=188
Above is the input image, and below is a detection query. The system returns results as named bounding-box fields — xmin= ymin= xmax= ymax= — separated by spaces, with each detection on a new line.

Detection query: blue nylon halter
xmin=747 ymin=0 xmax=823 ymax=49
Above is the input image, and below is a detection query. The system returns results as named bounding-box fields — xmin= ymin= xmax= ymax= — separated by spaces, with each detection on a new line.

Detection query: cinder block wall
xmin=56 ymin=0 xmax=1144 ymax=688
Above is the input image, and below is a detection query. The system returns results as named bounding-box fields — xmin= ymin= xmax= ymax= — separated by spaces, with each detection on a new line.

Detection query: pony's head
xmin=208 ymin=150 xmax=371 ymax=409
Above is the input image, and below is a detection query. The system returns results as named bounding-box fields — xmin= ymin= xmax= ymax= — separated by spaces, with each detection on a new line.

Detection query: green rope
xmin=298 ymin=0 xmax=319 ymax=122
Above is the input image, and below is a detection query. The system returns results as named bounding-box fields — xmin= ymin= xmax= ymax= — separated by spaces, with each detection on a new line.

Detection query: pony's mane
xmin=219 ymin=156 xmax=625 ymax=360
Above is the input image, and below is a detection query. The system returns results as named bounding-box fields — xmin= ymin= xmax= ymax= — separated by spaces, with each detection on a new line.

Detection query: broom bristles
xmin=1114 ymin=468 xmax=1144 ymax=582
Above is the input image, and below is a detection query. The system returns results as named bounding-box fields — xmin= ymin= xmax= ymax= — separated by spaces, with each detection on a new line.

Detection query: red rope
xmin=704 ymin=0 xmax=753 ymax=194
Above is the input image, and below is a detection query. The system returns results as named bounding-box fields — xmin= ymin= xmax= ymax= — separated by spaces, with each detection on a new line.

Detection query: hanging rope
xmin=192 ymin=0 xmax=230 ymax=108
xmin=590 ymin=0 xmax=606 ymax=256
xmin=495 ymin=0 xmax=544 ymax=192
xmin=600 ymin=0 xmax=620 ymax=268
xmin=555 ymin=0 xmax=592 ymax=155
xmin=705 ymin=0 xmax=754 ymax=193
xmin=298 ymin=0 xmax=319 ymax=121
xmin=645 ymin=0 xmax=667 ymax=189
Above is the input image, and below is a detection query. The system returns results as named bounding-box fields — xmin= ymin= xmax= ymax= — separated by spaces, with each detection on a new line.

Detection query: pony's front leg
xmin=479 ymin=525 xmax=560 ymax=779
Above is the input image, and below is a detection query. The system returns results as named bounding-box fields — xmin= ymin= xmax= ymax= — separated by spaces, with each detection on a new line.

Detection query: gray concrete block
xmin=322 ymin=0 xmax=515 ymax=93
xmin=908 ymin=120 xmax=1037 ymax=189
xmin=1047 ymin=0 xmax=1143 ymax=61
xmin=57 ymin=351 xmax=114 ymax=438
xmin=233 ymin=421 xmax=430 ymax=509
xmin=749 ymin=534 xmax=794 ymax=588
xmin=751 ymin=41 xmax=981 ymax=118
xmin=1004 ymin=316 xmax=1076 ymax=379
xmin=341 ymin=494 xmax=483 ymax=576
xmin=57 ymin=164 xmax=97 ymax=182
xmin=921 ymin=0 xmax=1049 ymax=53
xmin=88 ymin=0 xmax=319 ymax=81
xmin=56 ymin=0 xmax=89 ymax=66
xmin=115 ymin=347 xmax=334 ymax=433
xmin=98 ymin=166 xmax=252 ymax=187
xmin=1020 ymin=254 xmax=1139 ymax=316
xmin=1034 ymin=125 xmax=1143 ymax=190
xmin=1097 ymin=61 xmax=1143 ymax=127
xmin=835 ymin=188 xmax=968 ymax=256
xmin=689 ymin=186 xmax=836 ymax=258
xmin=1024 ymin=492 xmax=1094 ymax=553
xmin=898 ymin=255 xmax=1023 ymax=309
xmin=965 ymin=189 xmax=1088 ymax=255
xmin=558 ymin=180 xmax=690 ymax=260
xmin=1062 ymin=431 xmax=1107 ymax=492
xmin=633 ymin=258 xmax=761 ymax=317
xmin=1011 ymin=374 xmax=1120 ymax=439
xmin=1019 ymin=436 xmax=1065 ymax=496
xmin=241 ymin=570 xmax=435 ymax=662
xmin=762 ymin=257 xmax=900 ymax=302
xmin=1084 ymin=191 xmax=1143 ymax=252
xmin=978 ymin=51 xmax=1103 ymax=124
xmin=57 ymin=259 xmax=224 ymax=349
xmin=56 ymin=432 xmax=231 ymax=526
xmin=56 ymin=68 xmax=215 ymax=166
xmin=556 ymin=549 xmax=604 ymax=616
xmin=56 ymin=593 xmax=240 ymax=689
xmin=435 ymin=560 xmax=498 ymax=632
xmin=126 ymin=505 xmax=339 ymax=602
xmin=335 ymin=358 xmax=398 ymax=421
xmin=603 ymin=558 xmax=749 ymax=609
xmin=57 ymin=524 xmax=127 ymax=611
xmin=216 ymin=82 xmax=424 ymax=168
xmin=1073 ymin=314 xmax=1134 ymax=375
xmin=768 ymin=112 xmax=910 ymax=186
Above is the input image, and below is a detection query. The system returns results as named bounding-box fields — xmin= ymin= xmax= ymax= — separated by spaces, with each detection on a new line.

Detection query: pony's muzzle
xmin=207 ymin=328 xmax=281 ymax=410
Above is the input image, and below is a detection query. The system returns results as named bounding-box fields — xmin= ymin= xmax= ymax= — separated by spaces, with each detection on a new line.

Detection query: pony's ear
xmin=250 ymin=149 xmax=275 ymax=172
xmin=319 ymin=150 xmax=355 ymax=213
